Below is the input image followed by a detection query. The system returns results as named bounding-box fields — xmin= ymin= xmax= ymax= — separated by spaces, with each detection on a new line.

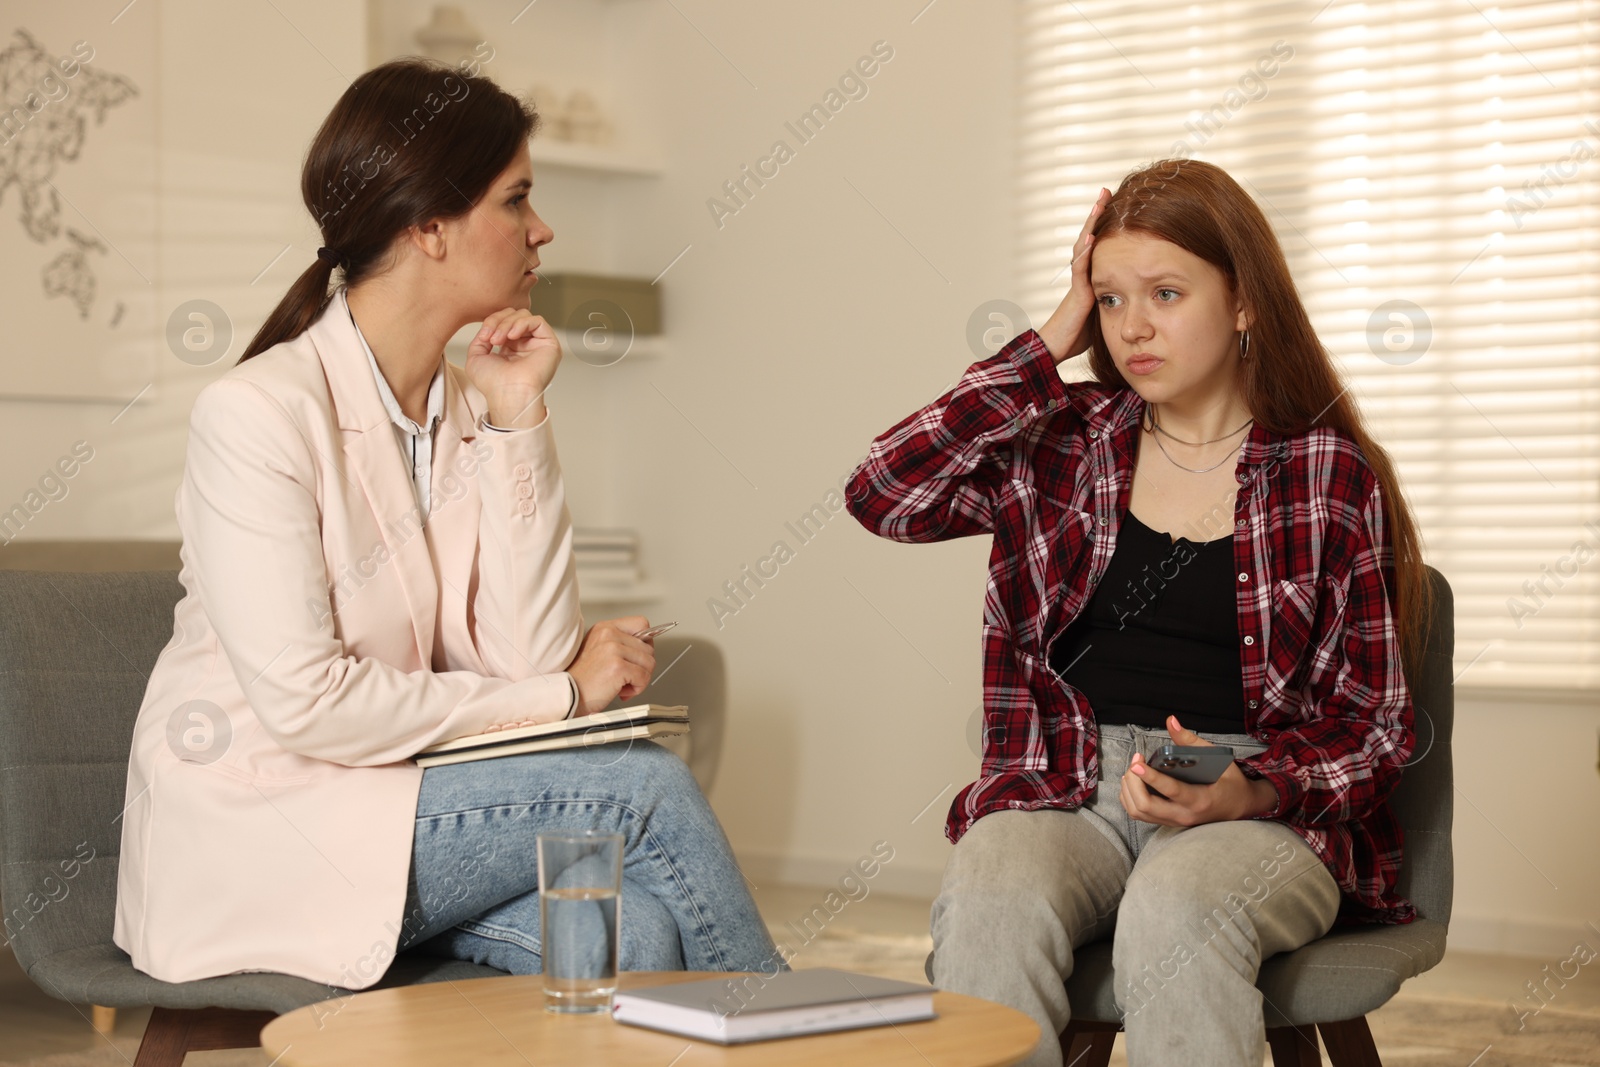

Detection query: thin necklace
xmin=1146 ymin=404 xmax=1255 ymax=445
xmin=1146 ymin=406 xmax=1254 ymax=474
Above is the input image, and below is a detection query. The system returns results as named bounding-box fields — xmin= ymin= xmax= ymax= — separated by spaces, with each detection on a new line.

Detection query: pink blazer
xmin=113 ymin=286 xmax=584 ymax=988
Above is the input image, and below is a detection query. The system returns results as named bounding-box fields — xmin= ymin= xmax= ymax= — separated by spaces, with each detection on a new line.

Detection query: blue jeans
xmin=391 ymin=739 xmax=782 ymax=975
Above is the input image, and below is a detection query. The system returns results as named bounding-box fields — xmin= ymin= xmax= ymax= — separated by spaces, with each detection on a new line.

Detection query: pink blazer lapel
xmin=305 ymin=286 xmax=441 ymax=669
xmin=425 ymin=362 xmax=486 ymax=659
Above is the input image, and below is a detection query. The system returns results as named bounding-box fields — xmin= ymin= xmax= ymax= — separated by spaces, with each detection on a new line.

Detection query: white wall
xmin=2 ymin=0 xmax=1594 ymax=958
xmin=1449 ymin=695 xmax=1600 ymax=956
xmin=0 ymin=0 xmax=366 ymax=541
xmin=592 ymin=0 xmax=1018 ymax=899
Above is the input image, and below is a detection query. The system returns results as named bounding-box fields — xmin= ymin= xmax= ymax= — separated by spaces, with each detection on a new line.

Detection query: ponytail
xmin=238 ymin=256 xmax=340 ymax=363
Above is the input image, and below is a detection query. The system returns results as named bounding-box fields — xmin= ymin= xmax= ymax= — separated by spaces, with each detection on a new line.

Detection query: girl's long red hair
xmin=1086 ymin=158 xmax=1434 ymax=680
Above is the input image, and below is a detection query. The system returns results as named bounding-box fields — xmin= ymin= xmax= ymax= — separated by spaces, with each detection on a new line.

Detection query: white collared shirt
xmin=347 ymin=303 xmax=519 ymax=517
xmin=347 ymin=303 xmax=447 ymax=517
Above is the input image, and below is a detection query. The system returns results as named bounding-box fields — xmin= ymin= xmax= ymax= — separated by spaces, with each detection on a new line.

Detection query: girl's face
xmin=1089 ymin=230 xmax=1249 ymax=407
xmin=439 ymin=148 xmax=554 ymax=322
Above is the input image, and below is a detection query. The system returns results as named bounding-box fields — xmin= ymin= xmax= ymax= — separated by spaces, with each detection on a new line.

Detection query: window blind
xmin=1019 ymin=0 xmax=1599 ymax=691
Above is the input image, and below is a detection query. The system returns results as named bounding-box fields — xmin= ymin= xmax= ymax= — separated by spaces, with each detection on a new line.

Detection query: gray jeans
xmin=929 ymin=723 xmax=1341 ymax=1067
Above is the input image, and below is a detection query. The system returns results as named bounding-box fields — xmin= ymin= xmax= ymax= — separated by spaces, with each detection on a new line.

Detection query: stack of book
xmin=573 ymin=527 xmax=641 ymax=595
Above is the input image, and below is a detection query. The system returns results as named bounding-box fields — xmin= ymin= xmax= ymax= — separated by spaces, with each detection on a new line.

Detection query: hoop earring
xmin=1239 ymin=328 xmax=1251 ymax=359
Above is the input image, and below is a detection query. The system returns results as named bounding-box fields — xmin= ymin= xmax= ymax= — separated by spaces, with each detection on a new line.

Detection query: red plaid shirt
xmin=845 ymin=330 xmax=1416 ymax=925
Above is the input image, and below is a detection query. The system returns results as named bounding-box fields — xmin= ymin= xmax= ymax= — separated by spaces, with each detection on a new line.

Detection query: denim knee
xmin=617 ymin=882 xmax=687 ymax=971
xmin=609 ymin=740 xmax=701 ymax=808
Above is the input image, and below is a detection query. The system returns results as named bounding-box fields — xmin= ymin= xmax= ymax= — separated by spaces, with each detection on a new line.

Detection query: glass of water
xmin=537 ymin=830 xmax=624 ymax=1013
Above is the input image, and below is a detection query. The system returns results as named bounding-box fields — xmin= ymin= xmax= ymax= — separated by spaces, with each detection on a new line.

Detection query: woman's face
xmin=439 ymin=147 xmax=553 ymax=322
xmin=1089 ymin=230 xmax=1249 ymax=406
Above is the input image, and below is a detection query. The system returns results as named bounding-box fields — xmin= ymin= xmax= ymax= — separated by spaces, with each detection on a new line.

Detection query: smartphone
xmin=634 ymin=621 xmax=677 ymax=640
xmin=1150 ymin=744 xmax=1235 ymax=785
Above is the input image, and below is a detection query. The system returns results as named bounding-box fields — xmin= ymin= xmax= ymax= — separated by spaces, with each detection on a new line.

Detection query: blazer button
xmin=516 ymin=483 xmax=533 ymax=499
xmin=513 ymin=463 xmax=533 ymax=480
xmin=518 ymin=500 xmax=535 ymax=517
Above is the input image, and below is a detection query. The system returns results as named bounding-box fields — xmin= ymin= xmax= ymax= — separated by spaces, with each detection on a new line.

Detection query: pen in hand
xmin=633 ymin=621 xmax=677 ymax=640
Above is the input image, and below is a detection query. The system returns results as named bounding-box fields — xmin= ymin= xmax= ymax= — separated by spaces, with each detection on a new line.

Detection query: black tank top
xmin=1046 ymin=510 xmax=1247 ymax=733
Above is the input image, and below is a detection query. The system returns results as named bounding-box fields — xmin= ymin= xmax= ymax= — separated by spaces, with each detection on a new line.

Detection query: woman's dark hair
xmin=1087 ymin=158 xmax=1434 ymax=682
xmin=238 ymin=57 xmax=539 ymax=362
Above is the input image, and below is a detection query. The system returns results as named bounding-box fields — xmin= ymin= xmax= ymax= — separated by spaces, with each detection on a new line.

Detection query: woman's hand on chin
xmin=466 ymin=307 xmax=562 ymax=428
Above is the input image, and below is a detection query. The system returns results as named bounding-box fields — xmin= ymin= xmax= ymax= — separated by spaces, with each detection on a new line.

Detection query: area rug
xmin=792 ymin=930 xmax=1600 ymax=1067
xmin=7 ymin=930 xmax=1598 ymax=1066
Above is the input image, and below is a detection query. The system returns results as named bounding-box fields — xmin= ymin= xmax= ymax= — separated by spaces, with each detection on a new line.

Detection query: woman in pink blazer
xmin=113 ymin=57 xmax=780 ymax=990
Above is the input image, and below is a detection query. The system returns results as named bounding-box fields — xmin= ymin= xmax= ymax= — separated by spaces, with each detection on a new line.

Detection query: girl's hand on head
xmin=1119 ymin=714 xmax=1280 ymax=827
xmin=1038 ymin=187 xmax=1112 ymax=364
xmin=465 ymin=307 xmax=562 ymax=428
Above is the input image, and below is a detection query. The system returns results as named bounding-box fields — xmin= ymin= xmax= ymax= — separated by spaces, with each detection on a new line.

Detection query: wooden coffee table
xmin=260 ymin=970 xmax=1040 ymax=1066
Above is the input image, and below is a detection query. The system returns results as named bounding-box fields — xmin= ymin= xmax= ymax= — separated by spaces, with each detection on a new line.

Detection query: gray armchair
xmin=1058 ymin=565 xmax=1455 ymax=1067
xmin=0 ymin=566 xmax=725 ymax=1064
xmin=921 ymin=565 xmax=1453 ymax=1067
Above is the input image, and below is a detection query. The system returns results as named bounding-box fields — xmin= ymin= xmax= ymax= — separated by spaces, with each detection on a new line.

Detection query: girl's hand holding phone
xmin=1120 ymin=714 xmax=1281 ymax=827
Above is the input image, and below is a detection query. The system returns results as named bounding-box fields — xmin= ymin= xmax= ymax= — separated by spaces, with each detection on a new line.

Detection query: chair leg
xmin=91 ymin=1005 xmax=117 ymax=1033
xmin=1059 ymin=1020 xmax=1119 ymax=1067
xmin=1319 ymin=1016 xmax=1382 ymax=1067
xmin=1266 ymin=1023 xmax=1321 ymax=1066
xmin=133 ymin=1007 xmax=277 ymax=1067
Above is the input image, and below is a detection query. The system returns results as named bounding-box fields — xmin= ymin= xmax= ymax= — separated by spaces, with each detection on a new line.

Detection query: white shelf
xmin=529 ymin=139 xmax=662 ymax=177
